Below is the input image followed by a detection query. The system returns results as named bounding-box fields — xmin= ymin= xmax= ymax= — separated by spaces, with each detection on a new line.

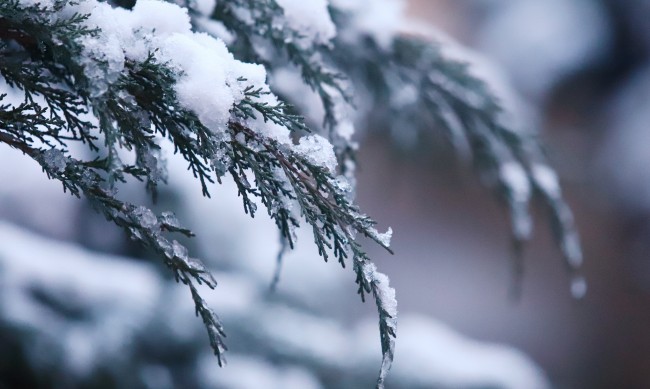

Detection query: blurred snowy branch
xmin=0 ymin=222 xmax=549 ymax=389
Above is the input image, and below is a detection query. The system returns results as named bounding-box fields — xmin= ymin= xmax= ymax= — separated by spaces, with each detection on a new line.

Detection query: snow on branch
xmin=202 ymin=0 xmax=357 ymax=166
xmin=0 ymin=0 xmax=585 ymax=386
xmin=0 ymin=0 xmax=394 ymax=384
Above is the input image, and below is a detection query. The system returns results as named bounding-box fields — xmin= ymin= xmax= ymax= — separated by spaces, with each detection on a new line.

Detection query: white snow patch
xmin=353 ymin=315 xmax=550 ymax=389
xmin=392 ymin=316 xmax=549 ymax=388
xmin=500 ymin=161 xmax=532 ymax=202
xmin=255 ymin=304 xmax=350 ymax=367
xmin=130 ymin=0 xmax=192 ymax=38
xmin=193 ymin=0 xmax=216 ymax=16
xmin=42 ymin=149 xmax=68 ymax=173
xmin=375 ymin=227 xmax=393 ymax=248
xmin=294 ymin=135 xmax=338 ymax=173
xmin=0 ymin=222 xmax=162 ymax=318
xmin=375 ymin=272 xmax=397 ymax=319
xmin=362 ymin=263 xmax=397 ymax=320
xmin=30 ymin=0 xmax=294 ymax=142
xmin=275 ymin=0 xmax=336 ymax=45
xmin=531 ymin=164 xmax=561 ymax=198
xmin=156 ymin=32 xmax=235 ymax=132
xmin=0 ymin=222 xmax=162 ymax=376
xmin=332 ymin=0 xmax=405 ymax=50
xmin=195 ymin=17 xmax=235 ymax=45
xmin=198 ymin=353 xmax=323 ymax=389
xmin=271 ymin=67 xmax=325 ymax=127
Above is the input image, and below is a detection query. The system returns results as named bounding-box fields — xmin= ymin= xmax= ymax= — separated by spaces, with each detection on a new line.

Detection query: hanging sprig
xmin=330 ymin=8 xmax=583 ymax=297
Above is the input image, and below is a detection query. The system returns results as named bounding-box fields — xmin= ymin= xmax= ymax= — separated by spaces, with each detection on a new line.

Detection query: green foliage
xmin=0 ymin=1 xmax=584 ymax=388
xmin=0 ymin=2 xmax=397 ymax=385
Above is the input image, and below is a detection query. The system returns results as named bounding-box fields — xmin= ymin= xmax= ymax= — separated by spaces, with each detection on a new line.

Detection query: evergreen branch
xmin=1 ymin=1 xmax=582 ymax=386
xmin=188 ymin=280 xmax=228 ymax=366
xmin=0 ymin=2 xmax=228 ymax=360
xmin=1 ymin=3 xmax=396 ymax=381
xmin=0 ymin=95 xmax=67 ymax=148
xmin=235 ymin=84 xmax=308 ymax=133
xmin=226 ymin=116 xmax=396 ymax=387
xmin=332 ymin=23 xmax=583 ymax=294
xmin=0 ymin=133 xmax=227 ymax=360
xmin=269 ymin=232 xmax=289 ymax=292
xmin=209 ymin=0 xmax=354 ymax=149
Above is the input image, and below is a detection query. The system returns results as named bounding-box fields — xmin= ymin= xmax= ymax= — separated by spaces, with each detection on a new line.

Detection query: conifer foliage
xmin=0 ymin=0 xmax=581 ymax=387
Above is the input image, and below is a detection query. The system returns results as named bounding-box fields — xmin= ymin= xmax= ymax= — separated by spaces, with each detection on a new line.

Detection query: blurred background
xmin=381 ymin=1 xmax=650 ymax=387
xmin=2 ymin=0 xmax=650 ymax=388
